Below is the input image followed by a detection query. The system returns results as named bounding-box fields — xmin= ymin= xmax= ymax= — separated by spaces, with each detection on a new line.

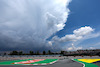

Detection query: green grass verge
xmin=74 ymin=59 xmax=99 ymax=67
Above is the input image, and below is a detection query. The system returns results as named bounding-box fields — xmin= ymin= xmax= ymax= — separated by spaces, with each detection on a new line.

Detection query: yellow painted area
xmin=78 ymin=59 xmax=100 ymax=63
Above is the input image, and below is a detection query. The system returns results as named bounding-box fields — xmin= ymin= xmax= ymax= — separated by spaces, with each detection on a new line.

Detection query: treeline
xmin=64 ymin=52 xmax=100 ymax=56
xmin=8 ymin=50 xmax=64 ymax=55
xmin=63 ymin=49 xmax=100 ymax=56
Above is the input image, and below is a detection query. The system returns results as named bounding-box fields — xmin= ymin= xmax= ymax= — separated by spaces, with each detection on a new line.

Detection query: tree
xmin=30 ymin=51 xmax=34 ymax=55
xmin=36 ymin=51 xmax=40 ymax=55
xmin=4 ymin=53 xmax=7 ymax=55
xmin=48 ymin=50 xmax=52 ymax=55
xmin=96 ymin=52 xmax=100 ymax=56
xmin=19 ymin=51 xmax=23 ymax=55
xmin=60 ymin=51 xmax=65 ymax=55
xmin=43 ymin=51 xmax=46 ymax=55
xmin=10 ymin=51 xmax=18 ymax=55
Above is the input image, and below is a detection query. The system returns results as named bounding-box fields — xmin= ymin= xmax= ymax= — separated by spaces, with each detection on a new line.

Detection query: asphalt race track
xmin=0 ymin=59 xmax=83 ymax=67
xmin=94 ymin=62 xmax=100 ymax=67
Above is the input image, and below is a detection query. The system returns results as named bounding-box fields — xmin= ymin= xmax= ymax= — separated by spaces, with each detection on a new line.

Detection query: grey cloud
xmin=0 ymin=0 xmax=71 ymax=51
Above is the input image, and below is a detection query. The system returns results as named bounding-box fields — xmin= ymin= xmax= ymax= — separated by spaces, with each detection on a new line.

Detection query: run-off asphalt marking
xmin=78 ymin=59 xmax=100 ymax=63
xmin=73 ymin=59 xmax=99 ymax=67
xmin=18 ymin=60 xmax=58 ymax=65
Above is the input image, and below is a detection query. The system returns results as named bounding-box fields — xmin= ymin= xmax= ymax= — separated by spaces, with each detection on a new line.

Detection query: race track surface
xmin=94 ymin=62 xmax=100 ymax=67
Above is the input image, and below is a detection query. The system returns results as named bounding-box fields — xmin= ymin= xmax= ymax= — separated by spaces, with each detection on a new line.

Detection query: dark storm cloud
xmin=0 ymin=0 xmax=71 ymax=51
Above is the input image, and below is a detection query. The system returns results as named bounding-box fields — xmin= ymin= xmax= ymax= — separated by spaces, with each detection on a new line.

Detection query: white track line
xmin=71 ymin=59 xmax=85 ymax=67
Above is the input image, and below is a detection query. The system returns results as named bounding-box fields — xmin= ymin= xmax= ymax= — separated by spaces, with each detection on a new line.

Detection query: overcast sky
xmin=0 ymin=0 xmax=100 ymax=52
